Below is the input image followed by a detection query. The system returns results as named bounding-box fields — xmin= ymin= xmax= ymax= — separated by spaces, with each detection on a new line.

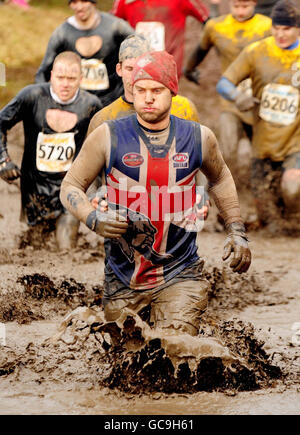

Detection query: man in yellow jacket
xmin=217 ymin=0 xmax=300 ymax=231
xmin=184 ymin=0 xmax=272 ymax=178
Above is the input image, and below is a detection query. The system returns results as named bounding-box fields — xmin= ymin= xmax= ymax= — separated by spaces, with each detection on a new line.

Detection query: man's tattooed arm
xmin=60 ymin=124 xmax=109 ymax=227
xmin=66 ymin=190 xmax=85 ymax=210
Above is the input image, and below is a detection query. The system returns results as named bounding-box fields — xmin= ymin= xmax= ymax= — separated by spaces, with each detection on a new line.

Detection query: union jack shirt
xmin=104 ymin=114 xmax=202 ymax=290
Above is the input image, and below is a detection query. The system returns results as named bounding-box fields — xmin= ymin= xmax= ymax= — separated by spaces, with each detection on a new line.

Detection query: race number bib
xmin=36 ymin=132 xmax=76 ymax=173
xmin=81 ymin=59 xmax=109 ymax=91
xmin=136 ymin=21 xmax=165 ymax=51
xmin=259 ymin=83 xmax=299 ymax=126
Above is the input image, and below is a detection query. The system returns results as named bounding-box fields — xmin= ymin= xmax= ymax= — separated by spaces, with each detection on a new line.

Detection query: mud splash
xmin=18 ymin=222 xmax=57 ymax=250
xmin=0 ymin=273 xmax=103 ymax=324
xmin=17 ymin=224 xmax=106 ymax=255
xmin=0 ymin=265 xmax=296 ymax=396
xmin=0 ymin=248 xmax=12 ymax=265
xmin=0 ymin=262 xmax=289 ymax=325
xmin=204 ymin=262 xmax=288 ymax=314
xmin=94 ymin=311 xmax=282 ymax=393
xmin=0 ymin=305 xmax=284 ymax=395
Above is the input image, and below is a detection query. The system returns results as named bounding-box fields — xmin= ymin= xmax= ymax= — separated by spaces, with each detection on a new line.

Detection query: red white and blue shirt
xmin=104 ymin=114 xmax=202 ymax=290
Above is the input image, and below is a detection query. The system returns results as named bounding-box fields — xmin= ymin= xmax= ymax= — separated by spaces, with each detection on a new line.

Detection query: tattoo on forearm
xmin=67 ymin=191 xmax=84 ymax=210
xmin=86 ymin=210 xmax=97 ymax=232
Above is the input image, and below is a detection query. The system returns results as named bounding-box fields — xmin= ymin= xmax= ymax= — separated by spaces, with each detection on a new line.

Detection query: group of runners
xmin=0 ymin=0 xmax=299 ymax=335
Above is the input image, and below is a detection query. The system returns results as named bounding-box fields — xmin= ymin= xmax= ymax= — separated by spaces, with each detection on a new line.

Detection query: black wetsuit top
xmin=0 ymin=83 xmax=101 ymax=225
xmin=35 ymin=12 xmax=134 ymax=107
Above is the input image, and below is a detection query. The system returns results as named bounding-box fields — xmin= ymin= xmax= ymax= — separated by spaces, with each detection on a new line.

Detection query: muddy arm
xmin=60 ymin=124 xmax=109 ymax=226
xmin=0 ymin=87 xmax=31 ymax=161
xmin=60 ymin=123 xmax=128 ymax=237
xmin=200 ymin=125 xmax=243 ymax=227
xmin=200 ymin=125 xmax=251 ymax=273
xmin=184 ymin=0 xmax=209 ymax=23
xmin=184 ymin=18 xmax=212 ymax=82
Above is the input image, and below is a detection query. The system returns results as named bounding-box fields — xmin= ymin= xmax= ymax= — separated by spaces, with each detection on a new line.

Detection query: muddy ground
xmin=0 ymin=1 xmax=300 ymax=416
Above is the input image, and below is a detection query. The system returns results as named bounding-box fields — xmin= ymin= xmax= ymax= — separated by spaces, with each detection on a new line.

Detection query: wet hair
xmin=271 ymin=0 xmax=300 ymax=27
xmin=52 ymin=51 xmax=82 ymax=70
xmin=119 ymin=34 xmax=151 ymax=62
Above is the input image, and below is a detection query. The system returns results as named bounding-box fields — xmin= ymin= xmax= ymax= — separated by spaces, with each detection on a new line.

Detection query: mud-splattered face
xmin=116 ymin=58 xmax=136 ymax=101
xmin=133 ymin=79 xmax=172 ymax=125
xmin=69 ymin=0 xmax=96 ymax=24
xmin=272 ymin=25 xmax=299 ymax=49
xmin=51 ymin=61 xmax=82 ymax=102
xmin=230 ymin=0 xmax=256 ymax=22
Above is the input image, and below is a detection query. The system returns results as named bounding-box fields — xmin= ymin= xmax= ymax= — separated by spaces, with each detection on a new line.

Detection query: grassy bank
xmin=0 ymin=1 xmax=113 ymax=107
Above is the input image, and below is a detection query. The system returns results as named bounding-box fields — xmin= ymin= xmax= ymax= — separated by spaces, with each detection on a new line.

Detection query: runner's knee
xmin=55 ymin=211 xmax=79 ymax=250
xmin=219 ymin=112 xmax=241 ymax=159
xmin=281 ymin=169 xmax=300 ymax=212
xmin=151 ymin=280 xmax=209 ymax=336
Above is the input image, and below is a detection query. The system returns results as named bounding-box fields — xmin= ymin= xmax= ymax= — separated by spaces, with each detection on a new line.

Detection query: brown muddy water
xmin=0 ymin=145 xmax=299 ymax=414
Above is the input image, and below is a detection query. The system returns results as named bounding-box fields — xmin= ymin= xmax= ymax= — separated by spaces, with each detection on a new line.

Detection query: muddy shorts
xmin=103 ymin=259 xmax=209 ymax=336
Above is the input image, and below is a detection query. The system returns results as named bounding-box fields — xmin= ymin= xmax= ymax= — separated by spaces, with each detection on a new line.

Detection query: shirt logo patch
xmin=172 ymin=153 xmax=189 ymax=169
xmin=122 ymin=152 xmax=144 ymax=167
